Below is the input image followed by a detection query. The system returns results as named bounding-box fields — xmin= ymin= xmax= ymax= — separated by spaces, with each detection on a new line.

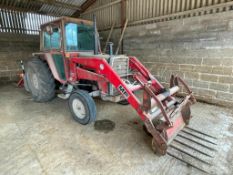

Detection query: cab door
xmin=41 ymin=23 xmax=67 ymax=82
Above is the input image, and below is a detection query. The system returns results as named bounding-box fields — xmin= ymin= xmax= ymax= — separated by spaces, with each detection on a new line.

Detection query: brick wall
xmin=100 ymin=11 xmax=233 ymax=107
xmin=0 ymin=33 xmax=39 ymax=84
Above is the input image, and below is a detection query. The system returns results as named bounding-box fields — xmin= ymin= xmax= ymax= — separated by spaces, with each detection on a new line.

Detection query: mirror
xmin=45 ymin=25 xmax=53 ymax=35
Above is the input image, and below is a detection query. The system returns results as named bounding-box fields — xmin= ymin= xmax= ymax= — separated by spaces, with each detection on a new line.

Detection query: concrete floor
xmin=0 ymin=84 xmax=233 ymax=175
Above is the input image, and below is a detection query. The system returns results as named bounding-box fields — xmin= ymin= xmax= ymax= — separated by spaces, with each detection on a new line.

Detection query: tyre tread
xmin=27 ymin=57 xmax=55 ymax=102
xmin=69 ymin=90 xmax=96 ymax=125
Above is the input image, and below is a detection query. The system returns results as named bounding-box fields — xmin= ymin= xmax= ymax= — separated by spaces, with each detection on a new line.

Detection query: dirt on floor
xmin=0 ymin=84 xmax=233 ymax=175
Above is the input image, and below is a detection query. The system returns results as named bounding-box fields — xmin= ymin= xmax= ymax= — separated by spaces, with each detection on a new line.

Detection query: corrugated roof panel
xmin=0 ymin=0 xmax=88 ymax=17
xmin=39 ymin=4 xmax=76 ymax=16
xmin=56 ymin=0 xmax=87 ymax=6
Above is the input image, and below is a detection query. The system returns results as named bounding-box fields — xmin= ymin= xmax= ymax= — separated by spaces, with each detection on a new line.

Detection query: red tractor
xmin=23 ymin=16 xmax=196 ymax=155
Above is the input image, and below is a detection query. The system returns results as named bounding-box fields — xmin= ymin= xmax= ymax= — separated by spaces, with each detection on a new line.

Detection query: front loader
xmin=23 ymin=16 xmax=196 ymax=155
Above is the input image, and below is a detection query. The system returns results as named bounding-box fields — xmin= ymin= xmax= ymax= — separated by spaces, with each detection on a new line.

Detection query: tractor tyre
xmin=23 ymin=70 xmax=30 ymax=92
xmin=26 ymin=57 xmax=55 ymax=102
xmin=69 ymin=90 xmax=96 ymax=125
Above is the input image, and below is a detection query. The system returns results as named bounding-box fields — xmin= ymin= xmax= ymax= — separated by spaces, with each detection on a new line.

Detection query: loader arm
xmin=70 ymin=56 xmax=196 ymax=155
xmin=70 ymin=57 xmax=144 ymax=118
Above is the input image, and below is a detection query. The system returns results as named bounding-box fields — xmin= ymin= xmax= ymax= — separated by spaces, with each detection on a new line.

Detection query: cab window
xmin=44 ymin=27 xmax=61 ymax=50
xmin=65 ymin=23 xmax=94 ymax=51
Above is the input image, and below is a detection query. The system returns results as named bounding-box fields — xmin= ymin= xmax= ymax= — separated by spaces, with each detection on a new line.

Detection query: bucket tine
xmin=173 ymin=139 xmax=214 ymax=158
xmin=185 ymin=127 xmax=218 ymax=139
xmin=177 ymin=134 xmax=217 ymax=151
xmin=181 ymin=130 xmax=217 ymax=145
xmin=167 ymin=152 xmax=210 ymax=174
xmin=170 ymin=145 xmax=212 ymax=165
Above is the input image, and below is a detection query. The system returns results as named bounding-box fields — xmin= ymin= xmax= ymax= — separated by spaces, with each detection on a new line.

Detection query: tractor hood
xmin=77 ymin=52 xmax=129 ymax=61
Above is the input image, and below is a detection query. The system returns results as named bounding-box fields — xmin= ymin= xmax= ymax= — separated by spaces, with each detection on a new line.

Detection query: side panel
xmin=52 ymin=54 xmax=66 ymax=81
xmin=34 ymin=53 xmax=67 ymax=84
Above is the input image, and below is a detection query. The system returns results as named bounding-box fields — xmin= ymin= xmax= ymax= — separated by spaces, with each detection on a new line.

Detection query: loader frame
xmin=69 ymin=55 xmax=196 ymax=154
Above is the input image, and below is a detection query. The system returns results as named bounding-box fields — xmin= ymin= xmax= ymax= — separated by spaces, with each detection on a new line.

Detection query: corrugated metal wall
xmin=81 ymin=0 xmax=121 ymax=29
xmin=0 ymin=9 xmax=56 ymax=35
xmin=81 ymin=0 xmax=233 ymax=30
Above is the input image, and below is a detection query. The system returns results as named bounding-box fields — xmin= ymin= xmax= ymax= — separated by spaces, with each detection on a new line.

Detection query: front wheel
xmin=68 ymin=90 xmax=96 ymax=125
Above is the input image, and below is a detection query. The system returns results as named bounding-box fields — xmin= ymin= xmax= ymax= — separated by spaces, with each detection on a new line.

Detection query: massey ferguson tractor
xmin=23 ymin=16 xmax=196 ymax=155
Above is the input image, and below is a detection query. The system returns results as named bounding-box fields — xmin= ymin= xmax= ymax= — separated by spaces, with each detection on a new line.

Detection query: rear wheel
xmin=23 ymin=71 xmax=30 ymax=92
xmin=69 ymin=90 xmax=96 ymax=125
xmin=26 ymin=57 xmax=55 ymax=102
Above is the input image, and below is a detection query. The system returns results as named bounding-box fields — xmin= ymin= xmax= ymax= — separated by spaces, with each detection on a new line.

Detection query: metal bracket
xmin=57 ymin=84 xmax=73 ymax=99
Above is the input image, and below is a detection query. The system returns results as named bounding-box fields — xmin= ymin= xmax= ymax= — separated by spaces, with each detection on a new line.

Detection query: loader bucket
xmin=142 ymin=76 xmax=196 ymax=155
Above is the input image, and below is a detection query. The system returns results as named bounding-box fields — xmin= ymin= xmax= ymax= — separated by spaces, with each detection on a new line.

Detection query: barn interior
xmin=0 ymin=0 xmax=233 ymax=174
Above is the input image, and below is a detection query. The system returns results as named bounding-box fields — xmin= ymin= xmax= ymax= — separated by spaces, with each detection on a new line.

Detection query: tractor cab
xmin=38 ymin=17 xmax=101 ymax=83
xmin=38 ymin=16 xmax=123 ymax=84
xmin=40 ymin=17 xmax=95 ymax=54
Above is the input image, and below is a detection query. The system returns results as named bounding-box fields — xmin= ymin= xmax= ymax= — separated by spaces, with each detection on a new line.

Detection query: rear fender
xmin=33 ymin=53 xmax=67 ymax=84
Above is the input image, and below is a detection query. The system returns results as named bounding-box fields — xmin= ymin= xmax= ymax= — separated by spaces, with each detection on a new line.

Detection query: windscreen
xmin=65 ymin=23 xmax=94 ymax=51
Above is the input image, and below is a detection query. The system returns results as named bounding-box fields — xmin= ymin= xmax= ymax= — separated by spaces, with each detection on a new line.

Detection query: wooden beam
xmin=72 ymin=0 xmax=97 ymax=17
xmin=103 ymin=22 xmax=115 ymax=53
xmin=81 ymin=0 xmax=97 ymax=12
xmin=119 ymin=0 xmax=127 ymax=54
xmin=82 ymin=0 xmax=121 ymax=15
xmin=115 ymin=19 xmax=128 ymax=55
xmin=121 ymin=0 xmax=126 ymax=31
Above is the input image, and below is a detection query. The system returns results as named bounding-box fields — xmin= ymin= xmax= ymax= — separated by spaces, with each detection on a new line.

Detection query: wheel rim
xmin=72 ymin=98 xmax=86 ymax=119
xmin=31 ymin=73 xmax=39 ymax=89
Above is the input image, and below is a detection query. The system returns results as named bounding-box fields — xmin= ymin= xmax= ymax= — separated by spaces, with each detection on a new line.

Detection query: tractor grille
xmin=111 ymin=56 xmax=129 ymax=77
xmin=109 ymin=56 xmax=129 ymax=96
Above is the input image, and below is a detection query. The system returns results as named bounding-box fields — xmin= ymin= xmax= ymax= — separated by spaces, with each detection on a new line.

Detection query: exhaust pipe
xmin=93 ymin=15 xmax=98 ymax=55
xmin=108 ymin=42 xmax=113 ymax=56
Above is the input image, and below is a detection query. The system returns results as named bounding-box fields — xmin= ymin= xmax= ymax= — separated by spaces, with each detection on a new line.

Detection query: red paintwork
xmin=17 ymin=73 xmax=24 ymax=87
xmin=129 ymin=56 xmax=163 ymax=91
xmin=22 ymin=50 xmax=195 ymax=154
xmin=68 ymin=55 xmax=195 ymax=154
xmin=70 ymin=56 xmax=145 ymax=119
xmin=166 ymin=115 xmax=184 ymax=140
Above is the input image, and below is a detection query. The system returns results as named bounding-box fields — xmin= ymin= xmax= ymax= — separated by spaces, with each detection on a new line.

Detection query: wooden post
xmin=103 ymin=22 xmax=115 ymax=53
xmin=115 ymin=19 xmax=128 ymax=55
xmin=119 ymin=0 xmax=126 ymax=54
